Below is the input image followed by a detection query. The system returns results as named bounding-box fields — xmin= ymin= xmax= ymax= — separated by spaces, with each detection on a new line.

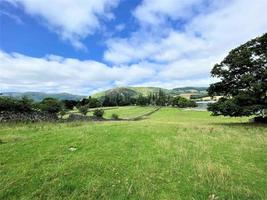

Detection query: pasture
xmin=0 ymin=107 xmax=266 ymax=199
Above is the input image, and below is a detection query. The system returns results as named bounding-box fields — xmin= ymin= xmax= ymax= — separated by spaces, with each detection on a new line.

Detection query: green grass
xmin=102 ymin=106 xmax=157 ymax=119
xmin=84 ymin=106 xmax=157 ymax=119
xmin=0 ymin=107 xmax=266 ymax=199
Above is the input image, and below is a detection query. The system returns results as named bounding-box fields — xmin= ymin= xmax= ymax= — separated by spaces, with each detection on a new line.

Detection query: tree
xmin=78 ymin=105 xmax=88 ymax=116
xmin=62 ymin=100 xmax=78 ymax=110
xmin=88 ymin=97 xmax=101 ymax=108
xmin=93 ymin=109 xmax=104 ymax=118
xmin=172 ymin=96 xmax=197 ymax=108
xmin=208 ymin=33 xmax=267 ymax=118
xmin=0 ymin=96 xmax=35 ymax=113
xmin=136 ymin=95 xmax=148 ymax=106
xmin=39 ymin=98 xmax=63 ymax=114
xmin=155 ymin=89 xmax=167 ymax=106
xmin=78 ymin=98 xmax=90 ymax=107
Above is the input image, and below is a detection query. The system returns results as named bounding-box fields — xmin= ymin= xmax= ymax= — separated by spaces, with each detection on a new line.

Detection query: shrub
xmin=93 ymin=109 xmax=104 ymax=118
xmin=62 ymin=100 xmax=78 ymax=110
xmin=78 ymin=105 xmax=88 ymax=116
xmin=172 ymin=96 xmax=197 ymax=108
xmin=0 ymin=96 xmax=34 ymax=113
xmin=88 ymin=97 xmax=101 ymax=108
xmin=39 ymin=98 xmax=63 ymax=114
xmin=111 ymin=113 xmax=119 ymax=120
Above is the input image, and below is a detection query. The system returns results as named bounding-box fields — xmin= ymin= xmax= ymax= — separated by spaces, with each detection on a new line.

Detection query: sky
xmin=0 ymin=0 xmax=267 ymax=95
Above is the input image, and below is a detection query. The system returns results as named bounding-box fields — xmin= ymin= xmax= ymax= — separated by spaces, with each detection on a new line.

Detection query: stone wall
xmin=0 ymin=111 xmax=58 ymax=122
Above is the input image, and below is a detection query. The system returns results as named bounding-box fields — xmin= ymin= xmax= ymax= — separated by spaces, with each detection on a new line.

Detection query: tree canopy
xmin=208 ymin=33 xmax=267 ymax=117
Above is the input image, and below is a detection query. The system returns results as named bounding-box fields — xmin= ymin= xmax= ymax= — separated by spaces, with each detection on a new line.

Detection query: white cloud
xmin=6 ymin=0 xmax=120 ymax=49
xmin=2 ymin=0 xmax=267 ymax=94
xmin=104 ymin=0 xmax=267 ymax=88
xmin=104 ymin=31 xmax=208 ymax=64
xmin=133 ymin=0 xmax=204 ymax=26
xmin=0 ymin=51 xmax=157 ymax=95
xmin=115 ymin=24 xmax=125 ymax=32
xmin=106 ymin=0 xmax=267 ymax=64
xmin=0 ymin=10 xmax=23 ymax=24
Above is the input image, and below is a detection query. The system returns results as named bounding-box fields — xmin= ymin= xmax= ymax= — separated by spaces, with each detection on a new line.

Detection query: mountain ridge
xmin=0 ymin=92 xmax=85 ymax=102
xmin=92 ymin=86 xmax=208 ymax=99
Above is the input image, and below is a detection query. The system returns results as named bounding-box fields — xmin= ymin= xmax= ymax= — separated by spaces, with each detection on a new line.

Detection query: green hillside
xmin=91 ymin=86 xmax=207 ymax=99
xmin=172 ymin=87 xmax=208 ymax=94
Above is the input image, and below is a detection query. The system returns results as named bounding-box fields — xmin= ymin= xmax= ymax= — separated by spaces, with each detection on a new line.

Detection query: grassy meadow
xmin=0 ymin=107 xmax=266 ymax=199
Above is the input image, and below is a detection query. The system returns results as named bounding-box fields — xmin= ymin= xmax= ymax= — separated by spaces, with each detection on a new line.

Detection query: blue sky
xmin=1 ymin=0 xmax=267 ymax=95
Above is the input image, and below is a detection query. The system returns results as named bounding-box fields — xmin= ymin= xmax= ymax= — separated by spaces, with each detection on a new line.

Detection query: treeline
xmin=0 ymin=96 xmax=65 ymax=114
xmin=0 ymin=90 xmax=197 ymax=115
xmin=102 ymin=90 xmax=197 ymax=107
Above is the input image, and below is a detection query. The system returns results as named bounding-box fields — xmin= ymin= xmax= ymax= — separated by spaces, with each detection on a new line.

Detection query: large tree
xmin=208 ymin=33 xmax=267 ymax=118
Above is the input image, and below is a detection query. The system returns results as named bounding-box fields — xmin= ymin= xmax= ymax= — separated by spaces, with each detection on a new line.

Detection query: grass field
xmin=102 ymin=106 xmax=157 ymax=119
xmin=0 ymin=107 xmax=266 ymax=199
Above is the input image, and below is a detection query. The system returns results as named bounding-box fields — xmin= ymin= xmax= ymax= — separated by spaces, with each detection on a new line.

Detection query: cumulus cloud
xmin=133 ymin=0 xmax=203 ymax=26
xmin=2 ymin=0 xmax=267 ymax=94
xmin=0 ymin=51 xmax=155 ymax=95
xmin=106 ymin=0 xmax=267 ymax=64
xmin=104 ymin=31 xmax=208 ymax=64
xmin=104 ymin=0 xmax=267 ymax=89
xmin=0 ymin=49 xmax=218 ymax=94
xmin=6 ymin=0 xmax=120 ymax=49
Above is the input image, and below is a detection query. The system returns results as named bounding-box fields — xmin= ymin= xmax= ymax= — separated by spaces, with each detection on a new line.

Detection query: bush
xmin=39 ymin=98 xmax=63 ymax=114
xmin=172 ymin=96 xmax=197 ymax=108
xmin=111 ymin=113 xmax=119 ymax=120
xmin=0 ymin=96 xmax=34 ymax=113
xmin=62 ymin=100 xmax=78 ymax=110
xmin=88 ymin=97 xmax=101 ymax=108
xmin=93 ymin=109 xmax=104 ymax=118
xmin=78 ymin=105 xmax=88 ymax=116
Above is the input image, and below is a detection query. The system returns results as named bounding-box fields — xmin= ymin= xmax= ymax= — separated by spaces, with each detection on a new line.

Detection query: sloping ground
xmin=102 ymin=106 xmax=158 ymax=119
xmin=91 ymin=87 xmax=171 ymax=98
xmin=0 ymin=108 xmax=266 ymax=199
xmin=91 ymin=86 xmax=208 ymax=99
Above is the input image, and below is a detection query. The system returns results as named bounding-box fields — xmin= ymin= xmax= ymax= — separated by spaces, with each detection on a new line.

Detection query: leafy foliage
xmin=78 ymin=97 xmax=100 ymax=108
xmin=62 ymin=100 xmax=78 ymax=110
xmin=78 ymin=105 xmax=88 ymax=116
xmin=208 ymin=33 xmax=267 ymax=117
xmin=0 ymin=96 xmax=35 ymax=113
xmin=111 ymin=113 xmax=119 ymax=120
xmin=172 ymin=96 xmax=197 ymax=108
xmin=39 ymin=98 xmax=63 ymax=114
xmin=93 ymin=109 xmax=104 ymax=118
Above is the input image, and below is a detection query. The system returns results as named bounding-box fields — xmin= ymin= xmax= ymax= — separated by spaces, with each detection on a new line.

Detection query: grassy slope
xmin=91 ymin=86 xmax=208 ymax=99
xmin=92 ymin=87 xmax=172 ymax=98
xmin=0 ymin=108 xmax=266 ymax=199
xmin=96 ymin=106 xmax=157 ymax=119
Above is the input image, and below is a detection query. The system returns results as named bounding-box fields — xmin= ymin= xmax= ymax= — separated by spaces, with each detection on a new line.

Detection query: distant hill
xmin=172 ymin=87 xmax=208 ymax=94
xmin=0 ymin=92 xmax=85 ymax=102
xmin=92 ymin=86 xmax=208 ymax=99
xmin=1 ymin=87 xmax=208 ymax=102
